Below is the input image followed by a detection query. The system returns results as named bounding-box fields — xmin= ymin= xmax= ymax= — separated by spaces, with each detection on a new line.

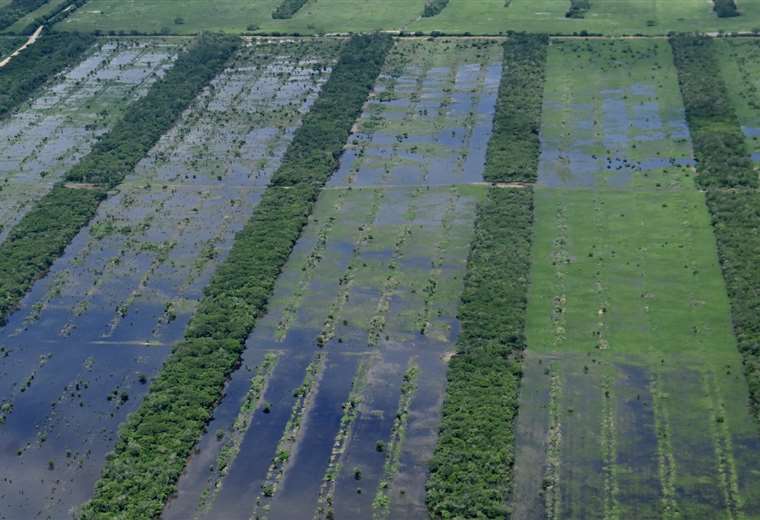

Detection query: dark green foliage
xmin=272 ymin=0 xmax=308 ymax=19
xmin=484 ymin=34 xmax=548 ymax=184
xmin=67 ymin=33 xmax=240 ymax=188
xmin=670 ymin=34 xmax=756 ymax=189
xmin=0 ymin=34 xmax=239 ymax=327
xmin=0 ymin=32 xmax=94 ymax=119
xmin=422 ymin=0 xmax=450 ymax=18
xmin=714 ymin=0 xmax=739 ymax=18
xmin=566 ymin=0 xmax=591 ymax=18
xmin=427 ymin=188 xmax=534 ymax=519
xmin=78 ymin=34 xmax=393 ymax=519
xmin=0 ymin=0 xmax=47 ymax=30
xmin=19 ymin=0 xmax=89 ymax=35
xmin=706 ymin=191 xmax=760 ymax=420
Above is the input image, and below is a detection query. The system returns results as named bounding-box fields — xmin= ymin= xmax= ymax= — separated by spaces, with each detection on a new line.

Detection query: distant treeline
xmin=671 ymin=34 xmax=760 ymax=420
xmin=0 ymin=33 xmax=240 ymax=327
xmin=272 ymin=0 xmax=308 ymax=19
xmin=423 ymin=0 xmax=450 ymax=18
xmin=484 ymin=34 xmax=548 ymax=184
xmin=0 ymin=32 xmax=94 ymax=119
xmin=427 ymin=33 xmax=548 ymax=519
xmin=79 ymin=33 xmax=393 ymax=518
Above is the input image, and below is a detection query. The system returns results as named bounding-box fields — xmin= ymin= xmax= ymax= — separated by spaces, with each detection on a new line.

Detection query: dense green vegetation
xmin=0 ymin=0 xmax=48 ymax=30
xmin=707 ymin=191 xmax=760 ymax=419
xmin=271 ymin=0 xmax=308 ymax=20
xmin=714 ymin=0 xmax=739 ymax=18
xmin=422 ymin=0 xmax=449 ymax=18
xmin=0 ymin=32 xmax=94 ymax=119
xmin=670 ymin=34 xmax=756 ymax=189
xmin=78 ymin=33 xmax=393 ymax=519
xmin=18 ymin=0 xmax=88 ymax=34
xmin=427 ymin=188 xmax=534 ymax=519
xmin=0 ymin=33 xmax=239 ymax=327
xmin=566 ymin=0 xmax=590 ymax=18
xmin=427 ymin=33 xmax=545 ymax=520
xmin=484 ymin=34 xmax=548 ymax=184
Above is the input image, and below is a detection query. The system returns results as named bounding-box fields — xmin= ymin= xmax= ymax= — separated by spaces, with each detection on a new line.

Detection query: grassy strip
xmin=714 ymin=0 xmax=740 ymax=18
xmin=426 ymin=188 xmax=534 ymax=519
xmin=0 ymin=31 xmax=94 ymax=118
xmin=0 ymin=33 xmax=239 ymax=327
xmin=78 ymin=33 xmax=393 ymax=519
xmin=670 ymin=34 xmax=756 ymax=189
xmin=422 ymin=0 xmax=450 ymax=18
xmin=483 ymin=34 xmax=548 ymax=184
xmin=426 ymin=34 xmax=547 ymax=519
xmin=272 ymin=0 xmax=308 ymax=20
xmin=566 ymin=0 xmax=591 ymax=18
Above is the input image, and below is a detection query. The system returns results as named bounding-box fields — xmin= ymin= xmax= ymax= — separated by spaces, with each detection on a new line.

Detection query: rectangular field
xmin=61 ymin=0 xmax=760 ymax=35
xmin=512 ymin=38 xmax=760 ymax=518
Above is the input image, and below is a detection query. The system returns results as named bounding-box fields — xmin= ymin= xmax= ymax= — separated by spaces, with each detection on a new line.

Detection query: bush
xmin=422 ymin=0 xmax=450 ymax=17
xmin=272 ymin=0 xmax=308 ymax=19
xmin=714 ymin=0 xmax=739 ymax=17
xmin=566 ymin=0 xmax=591 ymax=18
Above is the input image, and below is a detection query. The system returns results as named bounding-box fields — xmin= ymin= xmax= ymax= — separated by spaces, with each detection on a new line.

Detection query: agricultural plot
xmin=0 ymin=38 xmax=180 ymax=245
xmin=161 ymin=38 xmax=502 ymax=520
xmin=0 ymin=39 xmax=337 ymax=519
xmin=61 ymin=0 xmax=760 ymax=35
xmin=511 ymin=38 xmax=760 ymax=518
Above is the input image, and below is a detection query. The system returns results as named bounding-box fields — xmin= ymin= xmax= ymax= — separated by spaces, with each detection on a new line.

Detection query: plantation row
xmin=426 ymin=34 xmax=548 ymax=519
xmin=0 ymin=31 xmax=94 ymax=118
xmin=671 ymin=35 xmax=760 ymax=418
xmin=0 ymin=33 xmax=238 ymax=326
xmin=80 ymin=33 xmax=393 ymax=518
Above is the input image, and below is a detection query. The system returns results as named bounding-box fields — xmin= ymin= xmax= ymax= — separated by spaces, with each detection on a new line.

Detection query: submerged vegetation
xmin=0 ymin=33 xmax=239 ymax=327
xmin=484 ymin=34 xmax=548 ymax=184
xmin=0 ymin=32 xmax=94 ymax=119
xmin=427 ymin=33 xmax=547 ymax=520
xmin=79 ymin=33 xmax=393 ymax=519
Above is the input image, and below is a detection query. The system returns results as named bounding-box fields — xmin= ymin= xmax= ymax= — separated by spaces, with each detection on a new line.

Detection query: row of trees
xmin=671 ymin=34 xmax=760 ymax=420
xmin=79 ymin=33 xmax=394 ymax=518
xmin=427 ymin=34 xmax=548 ymax=519
xmin=0 ymin=33 xmax=240 ymax=327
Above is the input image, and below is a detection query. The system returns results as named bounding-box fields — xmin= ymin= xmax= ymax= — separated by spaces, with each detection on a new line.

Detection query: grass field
xmin=61 ymin=0 xmax=760 ymax=34
xmin=512 ymin=38 xmax=760 ymax=518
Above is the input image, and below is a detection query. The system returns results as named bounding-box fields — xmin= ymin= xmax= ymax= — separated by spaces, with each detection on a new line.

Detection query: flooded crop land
xmin=3 ymin=1 xmax=760 ymax=518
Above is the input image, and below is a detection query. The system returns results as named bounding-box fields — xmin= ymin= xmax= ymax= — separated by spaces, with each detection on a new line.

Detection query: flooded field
xmin=0 ymin=38 xmax=182 ymax=244
xmin=0 ymin=38 xmax=338 ymax=519
xmin=162 ymin=39 xmax=501 ymax=520
xmin=513 ymin=39 xmax=760 ymax=518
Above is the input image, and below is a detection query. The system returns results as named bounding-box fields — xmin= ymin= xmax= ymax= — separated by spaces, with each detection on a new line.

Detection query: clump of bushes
xmin=566 ymin=0 xmax=591 ymax=18
xmin=79 ymin=34 xmax=393 ymax=519
xmin=670 ymin=34 xmax=756 ymax=189
xmin=272 ymin=0 xmax=308 ymax=19
xmin=0 ymin=33 xmax=240 ymax=326
xmin=422 ymin=0 xmax=450 ymax=17
xmin=484 ymin=33 xmax=549 ymax=183
xmin=714 ymin=0 xmax=739 ymax=18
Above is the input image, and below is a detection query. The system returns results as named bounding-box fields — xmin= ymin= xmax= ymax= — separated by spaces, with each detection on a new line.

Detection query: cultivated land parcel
xmin=3 ymin=0 xmax=760 ymax=517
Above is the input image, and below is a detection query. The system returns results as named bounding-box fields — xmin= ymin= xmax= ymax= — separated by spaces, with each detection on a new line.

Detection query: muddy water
xmin=0 ymin=42 xmax=336 ymax=519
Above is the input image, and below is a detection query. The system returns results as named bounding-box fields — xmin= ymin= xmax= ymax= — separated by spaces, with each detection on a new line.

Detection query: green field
xmin=60 ymin=0 xmax=760 ymax=35
xmin=512 ymin=38 xmax=760 ymax=518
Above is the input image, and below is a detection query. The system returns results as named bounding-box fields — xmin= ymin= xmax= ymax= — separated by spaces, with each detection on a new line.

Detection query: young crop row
xmin=0 ymin=32 xmax=94 ymax=118
xmin=79 ymin=33 xmax=393 ymax=519
xmin=0 ymin=33 xmax=239 ymax=326
xmin=672 ymin=35 xmax=760 ymax=420
xmin=272 ymin=0 xmax=308 ymax=20
xmin=670 ymin=35 xmax=756 ymax=189
xmin=427 ymin=34 xmax=548 ymax=519
xmin=483 ymin=34 xmax=548 ymax=184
